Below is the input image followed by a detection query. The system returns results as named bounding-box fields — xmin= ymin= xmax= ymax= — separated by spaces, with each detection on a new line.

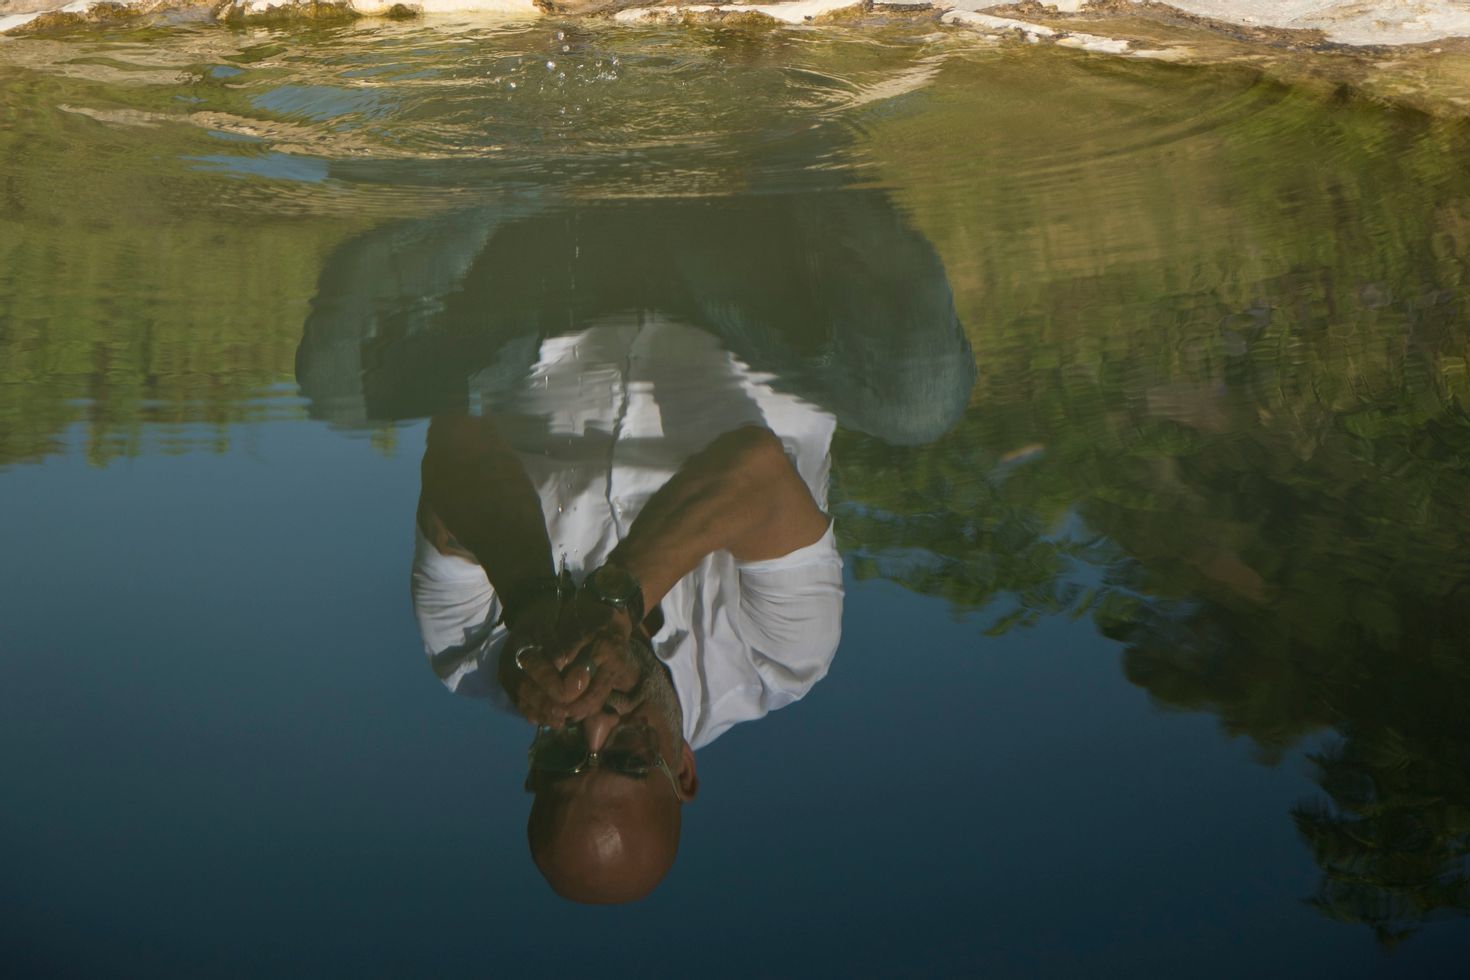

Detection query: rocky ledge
xmin=3 ymin=0 xmax=1470 ymax=54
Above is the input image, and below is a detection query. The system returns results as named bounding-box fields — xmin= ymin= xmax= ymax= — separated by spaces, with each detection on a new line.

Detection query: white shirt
xmin=410 ymin=316 xmax=844 ymax=749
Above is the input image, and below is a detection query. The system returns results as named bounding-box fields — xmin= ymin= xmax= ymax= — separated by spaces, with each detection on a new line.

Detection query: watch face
xmin=591 ymin=565 xmax=638 ymax=605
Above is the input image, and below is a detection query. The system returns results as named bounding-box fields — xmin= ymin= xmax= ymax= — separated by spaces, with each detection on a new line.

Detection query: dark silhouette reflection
xmin=1100 ymin=547 xmax=1470 ymax=946
xmin=830 ymin=268 xmax=1470 ymax=944
xmin=295 ymin=191 xmax=975 ymax=447
xmin=296 ymin=192 xmax=975 ymax=902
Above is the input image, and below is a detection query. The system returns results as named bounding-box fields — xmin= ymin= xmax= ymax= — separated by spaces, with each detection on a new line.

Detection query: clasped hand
xmin=496 ymin=593 xmax=645 ymax=728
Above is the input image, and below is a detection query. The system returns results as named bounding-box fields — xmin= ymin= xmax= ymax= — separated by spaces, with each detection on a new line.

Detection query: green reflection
xmin=840 ymin=54 xmax=1470 ymax=943
xmin=0 ymin=65 xmax=366 ymax=466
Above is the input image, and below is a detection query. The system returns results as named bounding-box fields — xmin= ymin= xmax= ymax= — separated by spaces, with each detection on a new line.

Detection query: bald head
xmin=528 ymin=770 xmax=682 ymax=904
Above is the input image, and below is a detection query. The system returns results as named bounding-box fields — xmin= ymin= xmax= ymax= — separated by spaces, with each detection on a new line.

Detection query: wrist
xmin=500 ymin=569 xmax=569 ymax=631
xmin=582 ymin=562 xmax=645 ymax=628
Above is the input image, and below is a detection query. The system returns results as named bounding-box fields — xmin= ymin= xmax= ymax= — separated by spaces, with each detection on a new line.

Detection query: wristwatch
xmin=582 ymin=563 xmax=645 ymax=628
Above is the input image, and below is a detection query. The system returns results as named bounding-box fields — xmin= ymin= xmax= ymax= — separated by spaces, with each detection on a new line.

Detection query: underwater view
xmin=3 ymin=10 xmax=1470 ymax=977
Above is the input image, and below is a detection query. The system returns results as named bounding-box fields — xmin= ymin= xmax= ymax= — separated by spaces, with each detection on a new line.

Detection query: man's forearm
xmin=608 ymin=426 xmax=829 ymax=610
xmin=420 ymin=414 xmax=556 ymax=620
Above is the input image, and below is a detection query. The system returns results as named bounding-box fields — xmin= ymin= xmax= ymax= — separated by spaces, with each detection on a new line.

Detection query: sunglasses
xmin=525 ymin=722 xmax=686 ymax=802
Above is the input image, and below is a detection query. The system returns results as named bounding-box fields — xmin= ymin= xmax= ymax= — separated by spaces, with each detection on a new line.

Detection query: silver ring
xmin=513 ymin=643 xmax=540 ymax=671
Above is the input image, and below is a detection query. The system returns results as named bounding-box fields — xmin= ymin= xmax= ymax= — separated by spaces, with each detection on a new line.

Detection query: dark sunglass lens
xmin=531 ymin=729 xmax=586 ymax=772
xmin=602 ymin=748 xmax=654 ymax=774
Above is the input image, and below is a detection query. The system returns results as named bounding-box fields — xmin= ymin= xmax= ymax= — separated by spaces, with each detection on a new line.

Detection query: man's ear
xmin=678 ymin=741 xmax=700 ymax=802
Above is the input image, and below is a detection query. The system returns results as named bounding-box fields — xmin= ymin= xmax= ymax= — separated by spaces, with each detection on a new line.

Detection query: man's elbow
xmin=713 ymin=425 xmax=789 ymax=483
xmin=425 ymin=413 xmax=497 ymax=456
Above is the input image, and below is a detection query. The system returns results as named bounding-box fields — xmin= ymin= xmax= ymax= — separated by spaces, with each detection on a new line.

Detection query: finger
xmin=513 ymin=688 xmax=545 ymax=725
xmin=538 ymin=623 xmax=598 ymax=671
xmin=562 ymin=641 xmax=643 ymax=720
xmin=561 ymin=658 xmax=596 ymax=699
xmin=602 ymin=684 xmax=647 ymax=716
xmin=516 ymin=647 xmax=574 ymax=702
xmin=563 ymin=668 xmax=624 ymax=723
xmin=563 ymin=631 xmax=624 ymax=670
xmin=519 ymin=688 xmax=568 ymax=728
xmin=584 ymin=635 xmax=638 ymax=686
xmin=549 ymin=633 xmax=601 ymax=672
xmin=557 ymin=648 xmax=620 ymax=707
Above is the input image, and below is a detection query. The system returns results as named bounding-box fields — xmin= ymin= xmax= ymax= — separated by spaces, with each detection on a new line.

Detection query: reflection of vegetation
xmin=0 ymin=22 xmax=940 ymax=467
xmin=840 ymin=51 xmax=1470 ymax=943
xmin=0 ymin=66 xmax=365 ymax=467
xmin=1296 ymin=739 xmax=1470 ymax=947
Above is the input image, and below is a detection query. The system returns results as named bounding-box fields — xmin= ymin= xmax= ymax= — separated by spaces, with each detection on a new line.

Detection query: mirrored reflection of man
xmin=412 ymin=320 xmax=844 ymax=904
xmin=297 ymin=189 xmax=976 ymax=902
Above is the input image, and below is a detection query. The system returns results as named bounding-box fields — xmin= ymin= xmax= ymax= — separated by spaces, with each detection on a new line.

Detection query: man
xmin=411 ymin=318 xmax=845 ymax=903
xmin=297 ymin=188 xmax=975 ymax=901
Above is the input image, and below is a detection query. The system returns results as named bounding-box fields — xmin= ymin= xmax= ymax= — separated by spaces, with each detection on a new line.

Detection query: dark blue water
xmin=5 ymin=425 xmax=1465 ymax=977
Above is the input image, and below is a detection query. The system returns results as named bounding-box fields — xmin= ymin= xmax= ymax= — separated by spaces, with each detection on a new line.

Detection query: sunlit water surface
xmin=3 ymin=18 xmax=1470 ymax=977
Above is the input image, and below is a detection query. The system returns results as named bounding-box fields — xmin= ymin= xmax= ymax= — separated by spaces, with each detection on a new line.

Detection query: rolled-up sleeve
xmin=732 ymin=522 xmax=844 ymax=709
xmin=409 ymin=525 xmax=512 ymax=707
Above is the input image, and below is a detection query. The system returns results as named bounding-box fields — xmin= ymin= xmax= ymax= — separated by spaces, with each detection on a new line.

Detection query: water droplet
xmin=546 ymin=60 xmax=556 ymax=70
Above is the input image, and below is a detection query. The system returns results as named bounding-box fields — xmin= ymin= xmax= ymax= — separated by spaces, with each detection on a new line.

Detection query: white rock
xmin=1056 ymin=30 xmax=1132 ymax=53
xmin=1134 ymin=1 xmax=1470 ymax=46
xmin=942 ymin=9 xmax=1153 ymax=56
xmin=941 ymin=10 xmax=1057 ymax=37
xmin=0 ymin=0 xmax=143 ymax=32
